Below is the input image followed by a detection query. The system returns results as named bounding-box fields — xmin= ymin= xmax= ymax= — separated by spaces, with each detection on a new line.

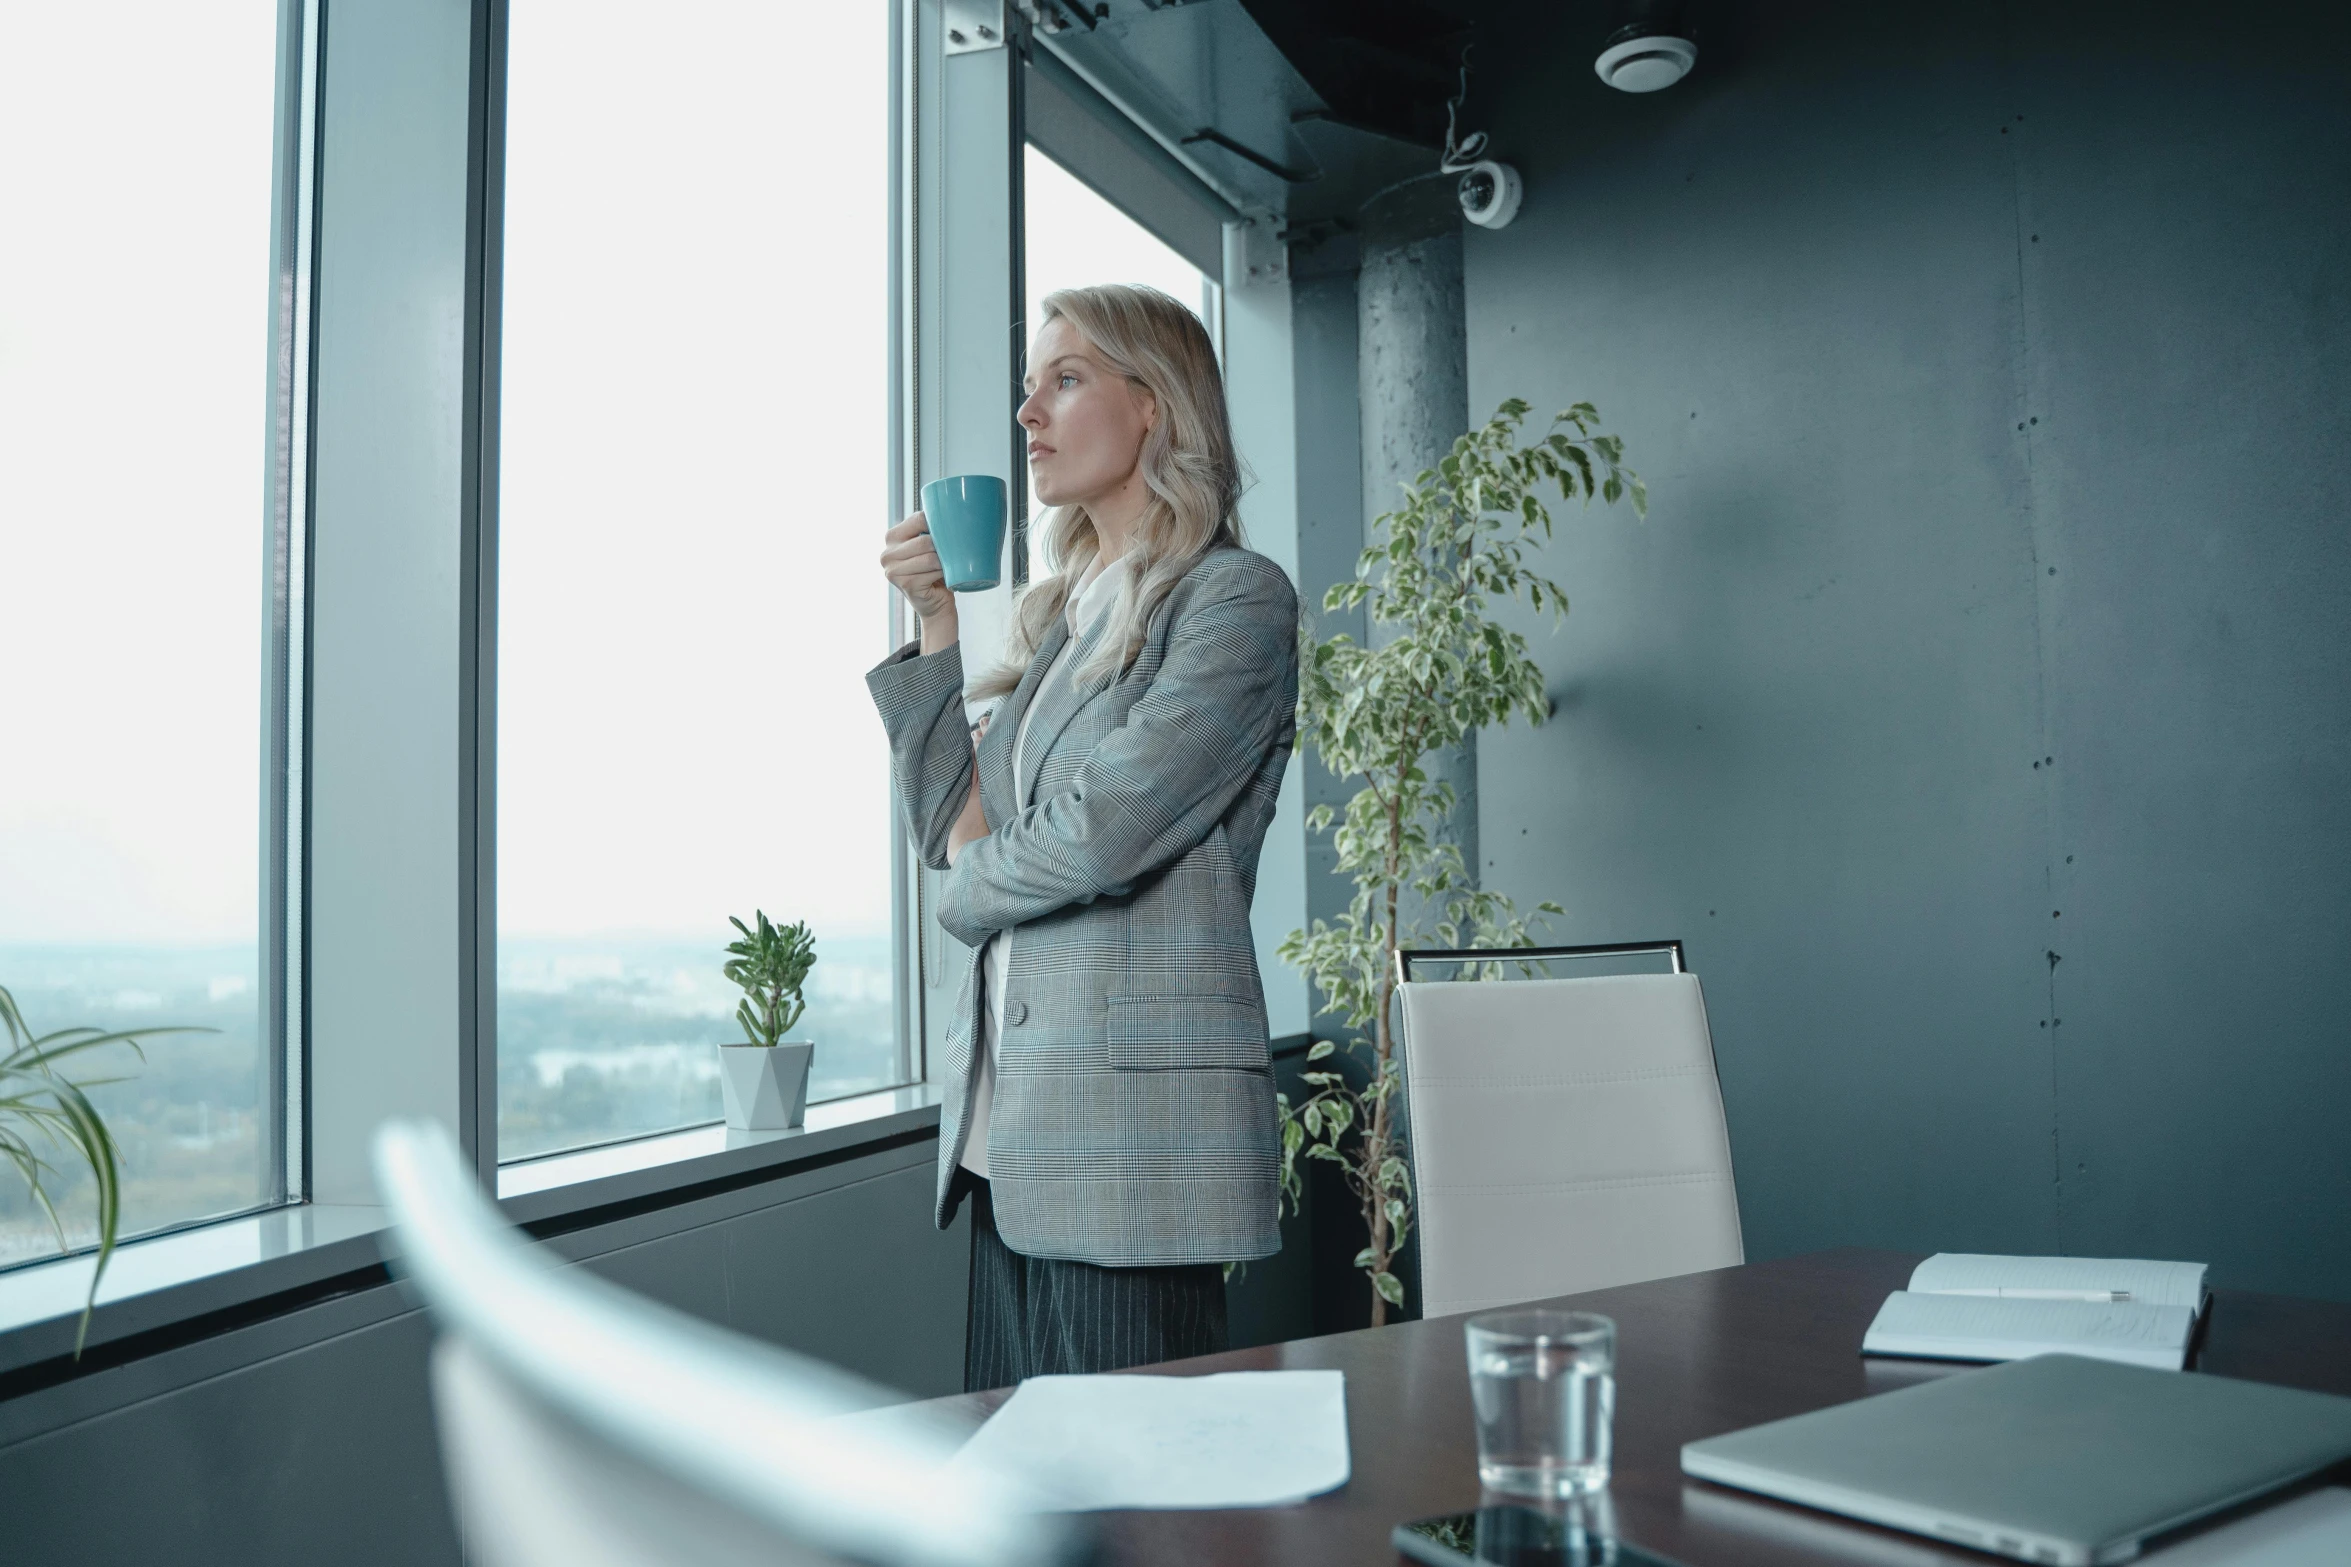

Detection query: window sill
xmin=0 ymin=1081 xmax=944 ymax=1384
xmin=0 ymin=1201 xmax=387 ymax=1383
xmin=497 ymin=1081 xmax=947 ymax=1224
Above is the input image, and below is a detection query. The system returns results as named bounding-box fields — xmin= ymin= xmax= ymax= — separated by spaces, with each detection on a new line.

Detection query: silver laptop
xmin=1681 ymin=1354 xmax=2351 ymax=1566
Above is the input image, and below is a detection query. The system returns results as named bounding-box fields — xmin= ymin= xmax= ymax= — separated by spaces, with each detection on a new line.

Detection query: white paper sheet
xmin=947 ymin=1370 xmax=1350 ymax=1510
xmin=1862 ymin=1289 xmax=2196 ymax=1369
xmin=1909 ymin=1253 xmax=2210 ymax=1309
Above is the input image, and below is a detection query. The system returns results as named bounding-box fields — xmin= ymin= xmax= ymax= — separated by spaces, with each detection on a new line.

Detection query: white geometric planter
xmin=717 ymin=1042 xmax=813 ymax=1131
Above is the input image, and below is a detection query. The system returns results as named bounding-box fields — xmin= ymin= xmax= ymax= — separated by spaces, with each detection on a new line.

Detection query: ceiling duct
xmin=1595 ymin=0 xmax=1697 ymax=94
xmin=1234 ymin=0 xmax=1471 ymax=149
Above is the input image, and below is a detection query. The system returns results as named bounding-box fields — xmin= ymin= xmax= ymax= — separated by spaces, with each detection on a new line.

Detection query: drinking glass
xmin=1465 ymin=1308 xmax=1617 ymax=1498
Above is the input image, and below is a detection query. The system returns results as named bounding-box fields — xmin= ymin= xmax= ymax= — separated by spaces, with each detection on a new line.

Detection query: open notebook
xmin=1862 ymin=1254 xmax=2209 ymax=1370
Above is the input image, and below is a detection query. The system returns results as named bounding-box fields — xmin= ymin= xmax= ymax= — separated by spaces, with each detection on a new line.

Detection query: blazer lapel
xmin=1016 ymin=611 xmax=1115 ymax=808
xmin=979 ymin=616 xmax=1067 ymax=824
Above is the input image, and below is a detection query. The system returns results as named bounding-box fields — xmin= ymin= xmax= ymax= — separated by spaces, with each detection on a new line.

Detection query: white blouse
xmin=959 ymin=552 xmax=1132 ymax=1178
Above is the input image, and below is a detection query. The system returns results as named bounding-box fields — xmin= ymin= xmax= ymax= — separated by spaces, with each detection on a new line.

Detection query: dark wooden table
xmin=915 ymin=1249 xmax=2351 ymax=1566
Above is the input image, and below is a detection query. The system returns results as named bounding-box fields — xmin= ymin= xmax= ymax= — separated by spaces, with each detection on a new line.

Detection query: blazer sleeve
xmin=934 ymin=555 xmax=1298 ymax=948
xmin=866 ymin=639 xmax=973 ymax=872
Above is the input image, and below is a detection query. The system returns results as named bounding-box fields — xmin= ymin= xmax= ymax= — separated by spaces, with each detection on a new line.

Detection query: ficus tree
xmin=1277 ymin=397 xmax=1645 ymax=1326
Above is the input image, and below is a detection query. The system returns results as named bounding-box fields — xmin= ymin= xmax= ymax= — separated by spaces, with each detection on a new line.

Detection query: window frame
xmin=480 ymin=0 xmax=925 ymax=1171
xmin=0 ymin=0 xmax=320 ymax=1277
xmin=263 ymin=0 xmax=323 ymax=1211
xmin=0 ymin=0 xmax=1035 ymax=1382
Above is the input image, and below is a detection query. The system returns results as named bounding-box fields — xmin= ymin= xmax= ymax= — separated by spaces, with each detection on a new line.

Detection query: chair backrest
xmin=1399 ymin=963 xmax=1744 ymax=1319
xmin=371 ymin=1120 xmax=1081 ymax=1567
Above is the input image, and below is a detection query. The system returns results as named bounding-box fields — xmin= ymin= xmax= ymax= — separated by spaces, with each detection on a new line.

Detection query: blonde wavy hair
xmin=969 ymin=284 xmax=1245 ymax=700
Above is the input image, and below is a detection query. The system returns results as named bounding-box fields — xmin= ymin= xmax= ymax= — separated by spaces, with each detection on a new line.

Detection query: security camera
xmin=1441 ymin=106 xmax=1523 ymax=229
xmin=1457 ymin=159 xmax=1523 ymax=230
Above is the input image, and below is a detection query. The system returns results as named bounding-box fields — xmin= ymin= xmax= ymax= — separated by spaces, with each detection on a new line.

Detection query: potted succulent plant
xmin=718 ymin=911 xmax=817 ymax=1131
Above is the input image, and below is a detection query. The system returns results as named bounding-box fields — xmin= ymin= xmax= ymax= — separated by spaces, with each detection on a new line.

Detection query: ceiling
xmin=1029 ymin=0 xmax=1490 ymax=233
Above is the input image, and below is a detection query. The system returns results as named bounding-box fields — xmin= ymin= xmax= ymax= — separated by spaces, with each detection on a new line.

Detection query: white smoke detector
xmin=1595 ymin=32 xmax=1697 ymax=93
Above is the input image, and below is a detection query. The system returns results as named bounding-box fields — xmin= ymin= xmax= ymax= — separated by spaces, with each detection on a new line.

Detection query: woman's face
xmin=1018 ymin=316 xmax=1157 ymax=512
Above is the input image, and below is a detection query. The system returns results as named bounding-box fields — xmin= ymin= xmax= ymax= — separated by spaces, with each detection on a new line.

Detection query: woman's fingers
xmin=880 ymin=514 xmax=939 ymax=572
xmin=880 ymin=531 xmax=940 ymax=565
xmin=880 ymin=520 xmax=954 ymax=620
xmin=880 ymin=535 xmax=944 ymax=585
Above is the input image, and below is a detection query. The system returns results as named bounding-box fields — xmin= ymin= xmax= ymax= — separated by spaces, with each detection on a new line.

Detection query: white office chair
xmin=1397 ymin=942 xmax=1745 ymax=1318
xmin=370 ymin=1121 xmax=1082 ymax=1567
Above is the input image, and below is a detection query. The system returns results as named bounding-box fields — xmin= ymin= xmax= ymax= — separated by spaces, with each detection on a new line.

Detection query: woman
xmin=868 ymin=284 xmax=1298 ymax=1390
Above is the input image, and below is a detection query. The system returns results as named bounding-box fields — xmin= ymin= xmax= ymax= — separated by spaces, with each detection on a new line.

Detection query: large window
xmin=1021 ymin=144 xmax=1213 ymax=540
xmin=496 ymin=0 xmax=900 ymax=1163
xmin=0 ymin=5 xmax=286 ymax=1263
xmin=1023 ymin=144 xmax=1211 ymax=375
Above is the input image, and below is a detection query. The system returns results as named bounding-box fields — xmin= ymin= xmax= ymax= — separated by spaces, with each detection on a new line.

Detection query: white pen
xmin=1939 ymin=1287 xmax=2134 ymax=1302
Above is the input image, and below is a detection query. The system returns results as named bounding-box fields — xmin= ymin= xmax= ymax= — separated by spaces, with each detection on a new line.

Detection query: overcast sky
xmin=0 ymin=4 xmax=276 ymax=947
xmin=0 ymin=2 xmax=1204 ymax=951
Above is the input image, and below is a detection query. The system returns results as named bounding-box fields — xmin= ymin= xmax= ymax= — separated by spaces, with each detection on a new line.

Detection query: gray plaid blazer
xmin=867 ymin=546 xmax=1298 ymax=1266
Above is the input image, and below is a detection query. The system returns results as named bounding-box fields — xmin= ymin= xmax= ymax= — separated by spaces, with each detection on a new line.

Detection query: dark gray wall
xmin=1466 ymin=0 xmax=2351 ymax=1297
xmin=0 ymin=1142 xmax=968 ymax=1566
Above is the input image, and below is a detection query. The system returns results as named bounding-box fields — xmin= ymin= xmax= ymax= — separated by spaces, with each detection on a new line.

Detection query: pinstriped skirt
xmin=960 ymin=1173 xmax=1229 ymax=1393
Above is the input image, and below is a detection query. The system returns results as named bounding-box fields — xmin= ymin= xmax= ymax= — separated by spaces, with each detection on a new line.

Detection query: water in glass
xmin=1466 ymin=1310 xmax=1616 ymax=1498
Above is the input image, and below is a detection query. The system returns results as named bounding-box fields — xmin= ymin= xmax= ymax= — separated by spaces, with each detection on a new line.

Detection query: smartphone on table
xmin=1393 ymin=1503 xmax=1689 ymax=1567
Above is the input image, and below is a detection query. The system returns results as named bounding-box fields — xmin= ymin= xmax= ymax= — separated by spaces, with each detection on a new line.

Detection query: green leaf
xmin=1373 ymin=1270 xmax=1406 ymax=1306
xmin=722 ymin=911 xmax=815 ymax=1046
xmin=1306 ymin=1039 xmax=1335 ymax=1061
xmin=1282 ymin=396 xmax=1642 ymax=1085
xmin=0 ymin=983 xmax=207 ymax=1355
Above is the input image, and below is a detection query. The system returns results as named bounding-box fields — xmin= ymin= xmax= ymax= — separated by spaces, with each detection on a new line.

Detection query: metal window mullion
xmin=262 ymin=0 xmax=325 ymax=1207
xmin=303 ymin=0 xmax=485 ymax=1204
xmin=1005 ymin=18 xmax=1028 ymax=585
xmin=459 ymin=0 xmax=509 ymax=1183
xmin=891 ymin=0 xmax=924 ymax=1087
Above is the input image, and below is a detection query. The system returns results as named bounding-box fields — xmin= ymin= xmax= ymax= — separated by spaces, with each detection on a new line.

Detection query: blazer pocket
xmin=942 ymin=1015 xmax=973 ymax=1079
xmin=1105 ymin=993 xmax=1270 ymax=1072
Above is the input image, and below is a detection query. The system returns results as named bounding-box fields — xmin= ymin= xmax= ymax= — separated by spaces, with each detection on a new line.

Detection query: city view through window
xmin=494 ymin=0 xmax=897 ymax=1162
xmin=0 ymin=12 xmax=1231 ymax=1249
xmin=0 ymin=4 xmax=281 ymax=1265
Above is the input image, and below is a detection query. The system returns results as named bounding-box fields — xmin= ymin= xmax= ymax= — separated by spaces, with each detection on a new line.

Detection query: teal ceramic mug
xmin=920 ymin=474 xmax=1007 ymax=592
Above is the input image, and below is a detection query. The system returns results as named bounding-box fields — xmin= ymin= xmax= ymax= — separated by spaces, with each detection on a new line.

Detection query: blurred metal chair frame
xmin=1396 ymin=941 xmax=1745 ymax=1320
xmin=371 ymin=1121 xmax=1084 ymax=1567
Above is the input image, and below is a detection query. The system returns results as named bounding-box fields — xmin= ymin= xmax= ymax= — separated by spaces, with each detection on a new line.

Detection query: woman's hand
xmin=881 ymin=512 xmax=959 ymax=653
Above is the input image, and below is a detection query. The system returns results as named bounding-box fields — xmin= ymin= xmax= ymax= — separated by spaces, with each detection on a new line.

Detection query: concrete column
xmin=1286 ymin=245 xmax=1368 ymax=948
xmin=1357 ymin=178 xmax=1477 ymax=897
